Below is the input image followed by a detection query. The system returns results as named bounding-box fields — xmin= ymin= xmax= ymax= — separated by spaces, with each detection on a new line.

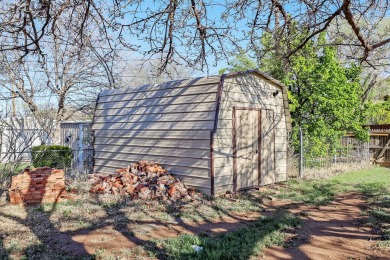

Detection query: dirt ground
xmin=263 ymin=192 xmax=389 ymax=260
xmin=1 ymin=188 xmax=389 ymax=259
xmin=54 ymin=211 xmax=263 ymax=256
xmin=45 ymin=192 xmax=389 ymax=259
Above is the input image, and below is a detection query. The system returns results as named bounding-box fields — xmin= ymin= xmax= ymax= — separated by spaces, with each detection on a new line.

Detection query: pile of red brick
xmin=89 ymin=160 xmax=194 ymax=200
xmin=9 ymin=167 xmax=68 ymax=205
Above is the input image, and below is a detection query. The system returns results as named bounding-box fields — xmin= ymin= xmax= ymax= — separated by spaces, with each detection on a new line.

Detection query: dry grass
xmin=1 ymin=167 xmax=389 ymax=259
xmin=300 ymin=162 xmax=373 ymax=179
xmin=0 ymin=179 xmax=267 ymax=259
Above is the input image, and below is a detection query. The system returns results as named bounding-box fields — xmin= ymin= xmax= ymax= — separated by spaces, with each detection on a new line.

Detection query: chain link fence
xmin=0 ymin=149 xmax=93 ymax=189
xmin=287 ymin=131 xmax=371 ymax=179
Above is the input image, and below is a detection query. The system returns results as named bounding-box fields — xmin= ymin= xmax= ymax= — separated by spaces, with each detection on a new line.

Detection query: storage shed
xmin=92 ymin=70 xmax=291 ymax=196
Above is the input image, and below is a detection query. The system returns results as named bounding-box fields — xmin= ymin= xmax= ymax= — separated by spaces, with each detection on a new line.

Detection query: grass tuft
xmin=159 ymin=213 xmax=301 ymax=260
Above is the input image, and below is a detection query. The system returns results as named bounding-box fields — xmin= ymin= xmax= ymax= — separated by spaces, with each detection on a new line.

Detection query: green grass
xmin=156 ymin=213 xmax=301 ymax=260
xmin=331 ymin=167 xmax=390 ymax=185
xmin=276 ymin=167 xmax=390 ymax=206
xmin=276 ymin=167 xmax=390 ymax=250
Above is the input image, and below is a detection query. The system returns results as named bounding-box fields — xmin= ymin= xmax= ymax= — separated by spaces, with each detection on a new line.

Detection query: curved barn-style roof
xmin=93 ymin=70 xmax=291 ymax=133
xmin=92 ymin=70 xmax=291 ymax=195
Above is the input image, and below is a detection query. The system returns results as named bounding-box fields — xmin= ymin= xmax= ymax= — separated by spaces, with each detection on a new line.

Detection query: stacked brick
xmin=9 ymin=167 xmax=68 ymax=205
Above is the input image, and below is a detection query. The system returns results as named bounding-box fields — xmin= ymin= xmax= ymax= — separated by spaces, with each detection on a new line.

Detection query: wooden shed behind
xmin=92 ymin=70 xmax=291 ymax=196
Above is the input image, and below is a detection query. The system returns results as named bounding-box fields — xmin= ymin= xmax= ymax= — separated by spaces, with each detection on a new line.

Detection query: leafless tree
xmin=118 ymin=57 xmax=195 ymax=87
xmin=0 ymin=11 xmax=119 ymax=137
xmin=1 ymin=0 xmax=389 ymax=72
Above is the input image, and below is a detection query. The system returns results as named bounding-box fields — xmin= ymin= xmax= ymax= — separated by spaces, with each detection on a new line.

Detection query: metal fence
xmin=287 ymin=132 xmax=371 ymax=179
xmin=0 ymin=149 xmax=93 ymax=175
xmin=1 ymin=148 xmax=94 ymax=189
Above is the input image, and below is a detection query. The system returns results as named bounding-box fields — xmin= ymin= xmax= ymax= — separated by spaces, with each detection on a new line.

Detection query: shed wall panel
xmin=96 ymin=93 xmax=216 ymax=110
xmin=92 ymin=121 xmax=214 ymax=131
xmin=93 ymin=130 xmax=211 ymax=140
xmin=94 ymin=151 xmax=210 ymax=169
xmin=93 ymin=80 xmax=219 ymax=194
xmin=213 ymin=73 xmax=288 ymax=193
xmin=94 ymin=111 xmax=216 ymax=124
xmin=99 ymin=84 xmax=218 ymax=103
xmin=94 ymin=145 xmax=210 ymax=159
xmin=94 ymin=137 xmax=210 ymax=149
xmin=93 ymin=72 xmax=289 ymax=196
xmin=100 ymin=76 xmax=220 ymax=97
xmin=95 ymin=103 xmax=216 ymax=116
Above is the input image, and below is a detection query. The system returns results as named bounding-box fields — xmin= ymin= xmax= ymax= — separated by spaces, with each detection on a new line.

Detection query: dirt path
xmin=62 ymin=211 xmax=263 ymax=255
xmin=263 ymin=192 xmax=389 ymax=259
xmin=53 ymin=192 xmax=389 ymax=259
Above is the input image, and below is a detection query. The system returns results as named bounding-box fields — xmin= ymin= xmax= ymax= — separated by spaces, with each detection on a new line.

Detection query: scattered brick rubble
xmin=89 ymin=160 xmax=195 ymax=200
xmin=9 ymin=167 xmax=69 ymax=205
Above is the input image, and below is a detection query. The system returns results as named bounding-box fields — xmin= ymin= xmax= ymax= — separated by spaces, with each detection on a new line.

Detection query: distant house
xmin=92 ymin=70 xmax=292 ymax=196
xmin=0 ymin=117 xmax=51 ymax=163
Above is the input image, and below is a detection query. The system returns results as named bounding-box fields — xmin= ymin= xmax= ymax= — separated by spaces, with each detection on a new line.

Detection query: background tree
xmin=0 ymin=0 xmax=389 ymax=73
xmin=221 ymin=33 xmax=368 ymax=157
xmin=0 ymin=14 xmax=119 ymax=139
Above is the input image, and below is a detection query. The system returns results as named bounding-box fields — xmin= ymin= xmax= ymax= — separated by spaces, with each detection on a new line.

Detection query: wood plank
xmin=275 ymin=128 xmax=288 ymax=137
xmin=94 ymin=152 xmax=210 ymax=169
xmin=276 ymin=173 xmax=287 ymax=182
xmin=94 ymin=111 xmax=215 ymax=124
xmin=92 ymin=120 xmax=214 ymax=131
xmin=213 ymin=147 xmax=234 ymax=157
xmin=222 ymin=91 xmax=284 ymax=105
xmin=215 ymin=126 xmax=286 ymax=137
xmin=99 ymin=84 xmax=218 ymax=103
xmin=96 ymin=93 xmax=216 ymax=110
xmin=213 ymin=166 xmax=233 ymax=177
xmin=94 ymin=144 xmax=210 ymax=159
xmin=94 ymin=103 xmax=216 ymax=116
xmin=276 ymin=152 xmax=288 ymax=160
xmin=216 ymin=119 xmax=233 ymax=129
xmin=213 ymin=157 xmax=234 ymax=168
xmin=94 ymin=162 xmax=210 ymax=179
xmin=214 ymin=175 xmax=234 ymax=187
xmin=94 ymin=137 xmax=210 ymax=149
xmin=225 ymin=73 xmax=285 ymax=92
xmin=376 ymin=137 xmax=390 ymax=160
xmin=221 ymin=91 xmax=282 ymax=106
xmin=275 ymin=160 xmax=287 ymax=167
xmin=261 ymin=109 xmax=276 ymax=185
xmin=275 ymin=166 xmax=287 ymax=175
xmin=214 ymin=185 xmax=234 ymax=195
xmin=213 ymin=135 xmax=233 ymax=149
xmin=93 ymin=129 xmax=211 ymax=140
xmin=100 ymin=76 xmax=221 ymax=97
xmin=275 ymin=174 xmax=287 ymax=182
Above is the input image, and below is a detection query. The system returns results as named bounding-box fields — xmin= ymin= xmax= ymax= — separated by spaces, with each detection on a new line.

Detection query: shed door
xmin=235 ymin=109 xmax=260 ymax=190
xmin=261 ymin=110 xmax=275 ymax=185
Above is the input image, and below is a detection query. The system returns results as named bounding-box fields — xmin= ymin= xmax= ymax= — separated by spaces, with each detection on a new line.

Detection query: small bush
xmin=31 ymin=145 xmax=72 ymax=169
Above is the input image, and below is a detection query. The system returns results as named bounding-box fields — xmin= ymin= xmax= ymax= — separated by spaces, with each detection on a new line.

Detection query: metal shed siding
xmin=93 ymin=77 xmax=221 ymax=195
xmin=213 ymin=73 xmax=288 ymax=194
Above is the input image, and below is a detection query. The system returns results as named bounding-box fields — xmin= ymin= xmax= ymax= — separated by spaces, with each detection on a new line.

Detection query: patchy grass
xmin=368 ymin=194 xmax=390 ymax=249
xmin=277 ymin=167 xmax=390 ymax=206
xmin=0 ymin=167 xmax=389 ymax=259
xmin=0 ymin=189 xmax=266 ymax=259
xmin=276 ymin=167 xmax=390 ymax=250
xmin=156 ymin=213 xmax=301 ymax=260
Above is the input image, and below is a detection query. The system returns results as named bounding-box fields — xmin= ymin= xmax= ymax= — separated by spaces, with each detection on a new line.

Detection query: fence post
xmin=299 ymin=127 xmax=304 ymax=179
xmin=78 ymin=124 xmax=84 ymax=173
